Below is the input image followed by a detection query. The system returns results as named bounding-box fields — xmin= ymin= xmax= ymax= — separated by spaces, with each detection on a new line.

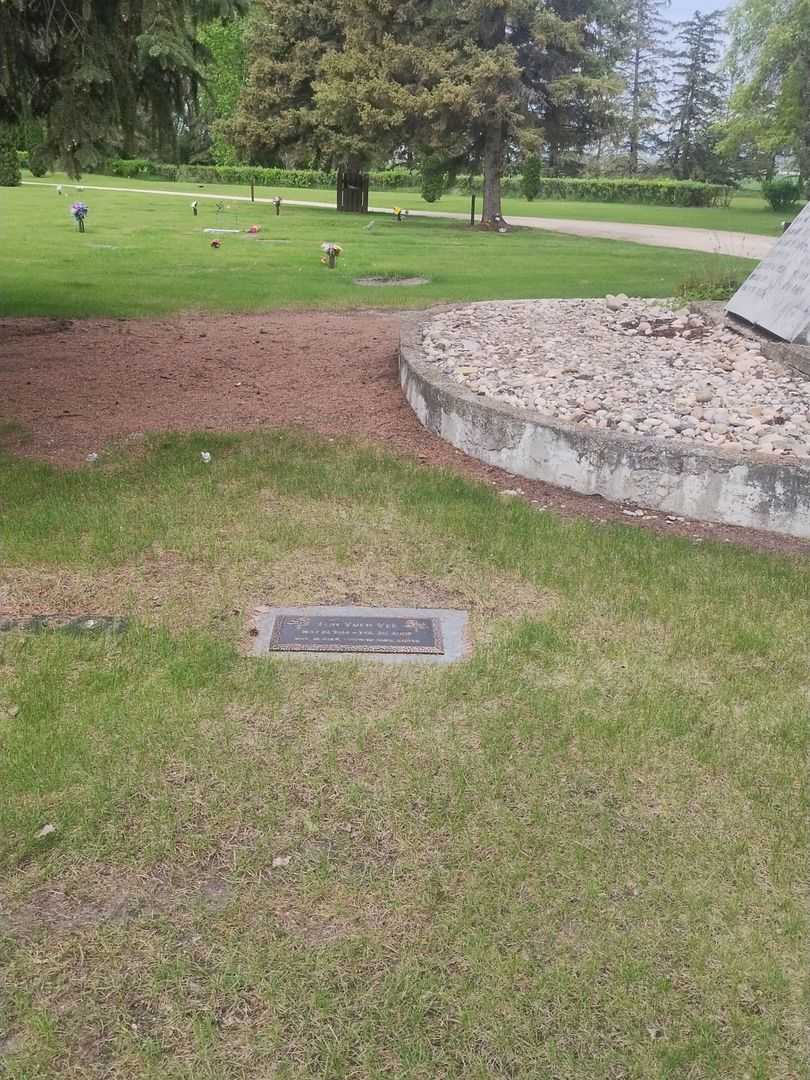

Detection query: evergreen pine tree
xmin=620 ymin=0 xmax=670 ymax=173
xmin=232 ymin=0 xmax=625 ymax=225
xmin=665 ymin=10 xmax=726 ymax=179
xmin=0 ymin=1 xmax=247 ymax=176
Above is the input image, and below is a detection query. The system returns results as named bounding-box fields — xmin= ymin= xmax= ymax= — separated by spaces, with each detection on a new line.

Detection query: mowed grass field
xmin=26 ymin=170 xmax=794 ymax=235
xmin=1 ymin=430 xmax=809 ymax=1078
xmin=2 ymin=181 xmax=755 ymax=318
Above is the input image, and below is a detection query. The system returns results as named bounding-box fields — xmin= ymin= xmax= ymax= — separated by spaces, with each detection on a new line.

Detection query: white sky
xmin=666 ymin=0 xmax=732 ymax=26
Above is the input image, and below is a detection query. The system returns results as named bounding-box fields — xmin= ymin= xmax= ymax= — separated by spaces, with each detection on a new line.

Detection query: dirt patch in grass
xmin=1 ymin=311 xmax=808 ymax=555
xmin=353 ymin=275 xmax=430 ymax=286
xmin=0 ymin=554 xmax=223 ymax=632
xmin=0 ymin=857 xmax=392 ymax=944
xmin=245 ymin=543 xmax=554 ymax=650
xmin=1 ymin=494 xmax=555 ymax=649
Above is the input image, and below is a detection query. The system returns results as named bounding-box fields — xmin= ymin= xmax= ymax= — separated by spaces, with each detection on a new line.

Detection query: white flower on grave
xmin=200 ymin=451 xmax=212 ymax=463
xmin=86 ymin=452 xmax=98 ymax=463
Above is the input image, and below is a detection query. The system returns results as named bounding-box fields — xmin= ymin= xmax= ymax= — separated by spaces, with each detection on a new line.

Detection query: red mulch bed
xmin=1 ymin=311 xmax=806 ymax=556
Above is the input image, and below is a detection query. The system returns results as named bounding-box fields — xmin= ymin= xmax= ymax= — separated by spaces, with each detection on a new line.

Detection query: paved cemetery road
xmin=1 ymin=309 xmax=806 ymax=556
xmin=23 ymin=180 xmax=773 ymax=259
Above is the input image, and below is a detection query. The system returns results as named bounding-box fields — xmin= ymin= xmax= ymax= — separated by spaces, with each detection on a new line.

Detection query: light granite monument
xmin=726 ymin=201 xmax=810 ymax=343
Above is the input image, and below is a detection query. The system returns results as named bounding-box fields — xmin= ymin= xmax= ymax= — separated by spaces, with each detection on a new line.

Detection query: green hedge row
xmin=34 ymin=153 xmax=734 ymax=207
xmin=457 ymin=174 xmax=733 ymax=207
xmin=93 ymin=159 xmax=420 ymax=191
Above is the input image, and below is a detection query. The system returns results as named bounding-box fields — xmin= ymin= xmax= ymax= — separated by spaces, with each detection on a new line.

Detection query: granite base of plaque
xmin=251 ymin=606 xmax=469 ymax=664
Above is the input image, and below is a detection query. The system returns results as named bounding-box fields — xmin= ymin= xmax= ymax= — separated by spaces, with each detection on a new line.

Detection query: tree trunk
xmin=481 ymin=117 xmax=505 ymax=226
xmin=628 ymin=42 xmax=642 ymax=175
xmin=478 ymin=4 xmax=507 ymax=229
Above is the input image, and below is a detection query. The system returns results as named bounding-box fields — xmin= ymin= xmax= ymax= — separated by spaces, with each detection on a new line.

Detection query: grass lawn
xmin=27 ymin=170 xmax=795 ymax=236
xmin=0 ymin=430 xmax=808 ymax=1077
xmin=2 ymin=182 xmax=753 ymax=318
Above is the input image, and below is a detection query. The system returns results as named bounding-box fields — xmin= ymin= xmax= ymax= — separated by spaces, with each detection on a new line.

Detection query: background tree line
xmin=2 ymin=0 xmax=808 ymax=216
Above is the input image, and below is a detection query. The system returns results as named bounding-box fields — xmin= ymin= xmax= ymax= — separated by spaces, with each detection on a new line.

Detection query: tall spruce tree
xmin=620 ymin=0 xmax=670 ymax=173
xmin=232 ymin=0 xmax=624 ymax=223
xmin=0 ymin=0 xmax=246 ymax=175
xmin=518 ymin=0 xmax=627 ymax=175
xmin=665 ymin=10 xmax=726 ymax=179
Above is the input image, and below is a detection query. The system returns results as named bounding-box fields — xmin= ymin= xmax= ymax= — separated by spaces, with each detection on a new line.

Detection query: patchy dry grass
xmin=1 ymin=431 xmax=808 ymax=1078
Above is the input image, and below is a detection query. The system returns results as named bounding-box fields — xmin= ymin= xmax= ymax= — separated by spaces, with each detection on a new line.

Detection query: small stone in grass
xmin=272 ymin=855 xmax=291 ymax=868
xmin=35 ymin=823 xmax=57 ymax=839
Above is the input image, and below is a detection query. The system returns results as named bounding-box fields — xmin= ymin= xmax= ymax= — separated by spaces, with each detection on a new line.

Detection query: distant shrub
xmin=89 ymin=159 xmax=731 ymax=207
xmin=456 ymin=175 xmax=730 ymax=206
xmin=94 ymin=159 xmax=419 ymax=192
xmin=17 ymin=149 xmax=29 ymax=170
xmin=420 ymin=157 xmax=448 ymax=203
xmin=761 ymin=176 xmax=802 ymax=212
xmin=456 ymin=174 xmax=482 ymax=195
xmin=522 ymin=176 xmax=732 ymax=207
xmin=369 ymin=168 xmax=419 ymax=191
xmin=0 ymin=131 xmax=21 ymax=186
xmin=425 ymin=157 xmax=457 ymax=204
xmin=520 ymin=156 xmax=543 ymax=201
xmin=28 ymin=145 xmax=50 ymax=177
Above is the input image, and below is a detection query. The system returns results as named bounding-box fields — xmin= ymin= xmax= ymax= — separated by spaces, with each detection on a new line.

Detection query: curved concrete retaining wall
xmin=400 ymin=312 xmax=810 ymax=539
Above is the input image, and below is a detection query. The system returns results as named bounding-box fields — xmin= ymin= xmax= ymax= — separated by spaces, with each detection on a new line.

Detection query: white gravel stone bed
xmin=420 ymin=298 xmax=810 ymax=460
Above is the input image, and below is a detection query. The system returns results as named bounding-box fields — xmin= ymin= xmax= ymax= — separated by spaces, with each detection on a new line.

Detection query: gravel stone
xmin=419 ymin=299 xmax=810 ymax=459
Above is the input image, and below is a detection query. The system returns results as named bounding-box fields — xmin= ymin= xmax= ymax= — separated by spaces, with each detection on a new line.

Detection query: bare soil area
xmin=1 ymin=311 xmax=806 ymax=555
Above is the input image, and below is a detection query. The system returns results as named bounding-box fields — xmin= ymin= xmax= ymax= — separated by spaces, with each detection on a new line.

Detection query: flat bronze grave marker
xmin=252 ymin=606 xmax=469 ymax=665
xmin=269 ymin=613 xmax=443 ymax=654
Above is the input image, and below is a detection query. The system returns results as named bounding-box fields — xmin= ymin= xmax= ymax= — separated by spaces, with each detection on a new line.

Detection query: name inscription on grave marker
xmin=726 ymin=201 xmax=810 ymax=343
xmin=268 ymin=614 xmax=444 ymax=654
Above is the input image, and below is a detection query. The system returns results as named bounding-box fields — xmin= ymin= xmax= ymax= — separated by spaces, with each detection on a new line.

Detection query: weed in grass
xmin=674 ymin=259 xmax=748 ymax=302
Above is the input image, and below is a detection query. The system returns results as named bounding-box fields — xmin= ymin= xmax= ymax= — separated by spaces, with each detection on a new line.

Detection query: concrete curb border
xmin=399 ymin=308 xmax=810 ymax=539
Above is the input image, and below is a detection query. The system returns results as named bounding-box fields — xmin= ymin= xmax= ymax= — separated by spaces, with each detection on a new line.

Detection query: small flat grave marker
xmin=252 ymin=606 xmax=469 ymax=664
xmin=0 ymin=615 xmax=128 ymax=635
xmin=270 ymin=613 xmax=443 ymax=654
